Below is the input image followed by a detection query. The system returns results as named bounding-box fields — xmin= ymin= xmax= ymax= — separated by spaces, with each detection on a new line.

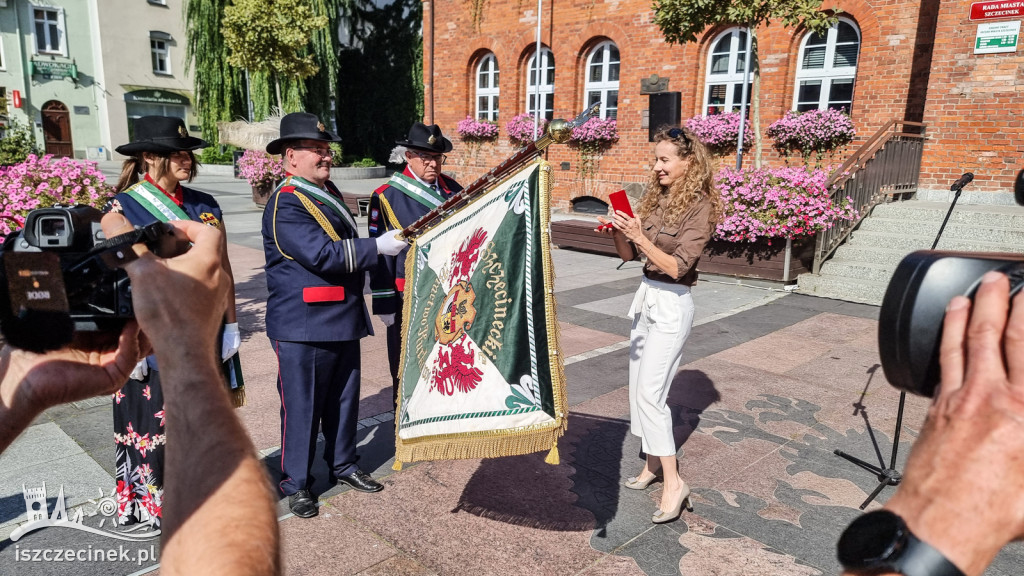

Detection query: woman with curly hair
xmin=596 ymin=126 xmax=722 ymax=524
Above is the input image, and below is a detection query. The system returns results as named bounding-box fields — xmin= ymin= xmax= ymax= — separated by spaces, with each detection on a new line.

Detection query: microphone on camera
xmin=950 ymin=172 xmax=974 ymax=192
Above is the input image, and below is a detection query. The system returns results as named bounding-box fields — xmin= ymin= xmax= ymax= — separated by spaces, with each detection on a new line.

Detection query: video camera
xmin=0 ymin=206 xmax=186 ymax=352
xmin=879 ymin=170 xmax=1024 ymax=397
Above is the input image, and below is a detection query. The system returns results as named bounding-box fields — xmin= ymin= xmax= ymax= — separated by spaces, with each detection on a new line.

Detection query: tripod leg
xmin=887 ymin=391 xmax=907 ymax=471
xmin=834 ymin=450 xmax=884 ymax=476
xmin=859 ymin=477 xmax=890 ymax=510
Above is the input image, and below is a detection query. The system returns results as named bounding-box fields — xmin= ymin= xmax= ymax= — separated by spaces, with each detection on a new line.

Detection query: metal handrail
xmin=812 ymin=119 xmax=927 ymax=274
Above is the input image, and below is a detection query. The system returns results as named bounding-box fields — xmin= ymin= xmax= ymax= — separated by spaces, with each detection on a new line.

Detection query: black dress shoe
xmin=288 ymin=489 xmax=318 ymax=518
xmin=336 ymin=469 xmax=384 ymax=493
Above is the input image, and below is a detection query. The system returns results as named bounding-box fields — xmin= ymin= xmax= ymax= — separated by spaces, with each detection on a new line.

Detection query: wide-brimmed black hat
xmin=116 ymin=116 xmax=209 ymax=155
xmin=396 ymin=122 xmax=453 ymax=154
xmin=266 ymin=112 xmax=341 ymax=155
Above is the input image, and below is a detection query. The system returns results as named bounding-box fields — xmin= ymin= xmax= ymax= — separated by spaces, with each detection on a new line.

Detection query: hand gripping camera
xmin=0 ymin=206 xmax=186 ymax=352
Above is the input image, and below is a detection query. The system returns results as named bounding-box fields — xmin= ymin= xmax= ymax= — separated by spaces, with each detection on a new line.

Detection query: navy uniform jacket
xmin=262 ymin=176 xmax=379 ymax=343
xmin=107 ymin=184 xmax=223 ymax=228
xmin=366 ymin=167 xmax=462 ymax=315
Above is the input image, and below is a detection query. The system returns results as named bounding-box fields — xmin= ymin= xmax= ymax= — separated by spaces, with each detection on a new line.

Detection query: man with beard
xmin=262 ymin=113 xmax=407 ymax=518
xmin=367 ymin=123 xmax=463 ymax=410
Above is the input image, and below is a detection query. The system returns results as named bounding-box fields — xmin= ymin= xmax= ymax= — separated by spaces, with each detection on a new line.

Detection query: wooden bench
xmin=341 ymin=193 xmax=371 ymax=217
xmin=549 ymin=219 xmax=620 ymax=257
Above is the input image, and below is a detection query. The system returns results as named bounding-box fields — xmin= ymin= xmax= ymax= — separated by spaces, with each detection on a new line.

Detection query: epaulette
xmin=280 ymin=185 xmax=296 ymax=194
xmin=373 ymin=183 xmax=389 ymax=195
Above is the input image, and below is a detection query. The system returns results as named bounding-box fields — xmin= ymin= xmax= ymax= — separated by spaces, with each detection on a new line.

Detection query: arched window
xmin=475 ymin=53 xmax=499 ymax=121
xmin=703 ymin=28 xmax=752 ymax=115
xmin=584 ymin=41 xmax=619 ymax=119
xmin=794 ymin=19 xmax=860 ymax=112
xmin=525 ymin=47 xmax=554 ymax=120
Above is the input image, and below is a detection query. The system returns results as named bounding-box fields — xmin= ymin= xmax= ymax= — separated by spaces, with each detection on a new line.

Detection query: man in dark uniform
xmin=262 ymin=113 xmax=407 ymax=518
xmin=367 ymin=123 xmax=463 ymax=409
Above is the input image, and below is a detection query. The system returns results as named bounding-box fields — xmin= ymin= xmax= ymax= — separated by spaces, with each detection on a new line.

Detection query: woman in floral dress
xmin=106 ymin=116 xmax=242 ymax=526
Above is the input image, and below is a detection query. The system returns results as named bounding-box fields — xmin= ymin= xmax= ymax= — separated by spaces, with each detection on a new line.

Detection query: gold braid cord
xmin=392 ymin=160 xmax=567 ymax=469
xmin=376 ymin=193 xmax=402 ymax=231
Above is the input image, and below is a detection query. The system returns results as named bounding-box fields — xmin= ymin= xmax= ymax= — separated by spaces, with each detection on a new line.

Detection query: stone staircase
xmin=796 ymin=200 xmax=1024 ymax=305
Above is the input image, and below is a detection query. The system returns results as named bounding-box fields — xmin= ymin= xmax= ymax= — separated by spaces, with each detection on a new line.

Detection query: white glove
xmin=378 ymin=313 xmax=396 ymax=327
xmin=221 ymin=322 xmax=241 ymax=361
xmin=375 ymin=231 xmax=408 ymax=256
xmin=130 ymin=359 xmax=149 ymax=381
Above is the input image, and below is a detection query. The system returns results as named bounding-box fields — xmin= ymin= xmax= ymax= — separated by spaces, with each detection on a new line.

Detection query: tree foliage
xmin=652 ymin=0 xmax=838 ymax=166
xmin=335 ymin=0 xmax=424 ymax=163
xmin=222 ymin=0 xmax=328 ymax=108
xmin=185 ymin=0 xmax=246 ymax=146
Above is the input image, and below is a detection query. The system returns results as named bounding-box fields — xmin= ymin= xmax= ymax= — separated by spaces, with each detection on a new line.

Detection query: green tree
xmin=221 ymin=0 xmax=328 ymax=111
xmin=652 ymin=0 xmax=837 ymax=166
xmin=0 ymin=118 xmax=40 ymax=165
xmin=185 ymin=0 xmax=247 ymax=146
xmin=303 ymin=0 xmax=342 ymax=125
xmin=335 ymin=0 xmax=423 ymax=163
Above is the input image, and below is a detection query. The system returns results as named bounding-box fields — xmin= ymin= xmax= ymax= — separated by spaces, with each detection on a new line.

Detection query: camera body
xmin=879 ymin=250 xmax=1024 ymax=397
xmin=0 ymin=205 xmax=180 ymax=352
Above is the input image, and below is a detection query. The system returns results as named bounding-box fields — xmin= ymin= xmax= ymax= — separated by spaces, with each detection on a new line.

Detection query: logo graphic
xmin=11 ymin=483 xmax=161 ymax=542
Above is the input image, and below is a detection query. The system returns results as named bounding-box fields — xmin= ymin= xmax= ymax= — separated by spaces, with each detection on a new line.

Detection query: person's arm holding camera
xmin=0 ymin=325 xmax=143 ymax=453
xmin=100 ymin=213 xmax=279 ymax=575
xmin=841 ymin=271 xmax=1024 ymax=576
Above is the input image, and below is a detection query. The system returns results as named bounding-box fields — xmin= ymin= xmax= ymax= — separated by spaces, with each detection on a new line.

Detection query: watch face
xmin=838 ymin=510 xmax=906 ymax=568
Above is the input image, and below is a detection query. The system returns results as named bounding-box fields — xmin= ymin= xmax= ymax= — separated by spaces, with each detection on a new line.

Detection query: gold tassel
xmin=392 ymin=460 xmax=403 ymax=471
xmin=230 ymin=386 xmax=246 ymax=408
xmin=544 ymin=443 xmax=560 ymax=465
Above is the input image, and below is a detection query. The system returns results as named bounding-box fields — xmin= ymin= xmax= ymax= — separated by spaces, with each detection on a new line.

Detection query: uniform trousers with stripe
xmin=274 ymin=339 xmax=361 ymax=496
xmin=628 ymin=276 xmax=695 ymax=457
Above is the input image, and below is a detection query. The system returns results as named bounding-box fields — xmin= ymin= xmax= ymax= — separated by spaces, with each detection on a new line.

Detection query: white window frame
xmin=525 ymin=47 xmax=554 ymax=120
xmin=0 ymin=36 xmax=6 ymax=70
xmin=793 ymin=18 xmax=860 ymax=112
xmin=702 ymin=27 xmax=752 ymax=116
xmin=32 ymin=6 xmax=67 ymax=57
xmin=583 ymin=41 xmax=619 ymax=120
xmin=151 ymin=39 xmax=171 ymax=75
xmin=475 ymin=53 xmax=499 ymax=121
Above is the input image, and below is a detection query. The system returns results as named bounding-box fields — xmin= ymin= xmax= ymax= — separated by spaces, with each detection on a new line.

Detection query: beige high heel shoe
xmin=652 ymin=481 xmax=693 ymax=523
xmin=624 ymin=472 xmax=662 ymax=490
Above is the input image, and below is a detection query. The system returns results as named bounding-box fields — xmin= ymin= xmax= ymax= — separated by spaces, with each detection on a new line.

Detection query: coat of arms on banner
xmin=394 ymin=160 xmax=567 ymax=467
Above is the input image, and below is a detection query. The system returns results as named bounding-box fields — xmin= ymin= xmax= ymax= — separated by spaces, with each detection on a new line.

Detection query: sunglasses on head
xmin=667 ymin=128 xmax=689 ymax=142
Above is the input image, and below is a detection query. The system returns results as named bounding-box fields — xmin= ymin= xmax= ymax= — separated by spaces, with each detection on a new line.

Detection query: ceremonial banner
xmin=394 ymin=160 xmax=567 ymax=468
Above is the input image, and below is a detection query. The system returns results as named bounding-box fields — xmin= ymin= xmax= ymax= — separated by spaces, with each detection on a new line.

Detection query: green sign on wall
xmin=31 ymin=60 xmax=78 ymax=80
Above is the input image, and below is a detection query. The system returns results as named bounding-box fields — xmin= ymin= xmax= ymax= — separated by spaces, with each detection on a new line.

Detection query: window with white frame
xmin=150 ymin=31 xmax=172 ymax=75
xmin=794 ymin=19 xmax=860 ymax=112
xmin=33 ymin=7 xmax=66 ymax=56
xmin=525 ymin=48 xmax=554 ymax=120
xmin=703 ymin=28 xmax=752 ymax=116
xmin=584 ymin=41 xmax=619 ymax=119
xmin=476 ymin=53 xmax=499 ymax=121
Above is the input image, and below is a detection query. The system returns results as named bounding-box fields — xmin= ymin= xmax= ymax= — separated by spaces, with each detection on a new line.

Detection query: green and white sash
xmin=388 ymin=172 xmax=446 ymax=209
xmin=125 ymin=179 xmax=190 ymax=222
xmin=285 ymin=176 xmax=358 ymax=233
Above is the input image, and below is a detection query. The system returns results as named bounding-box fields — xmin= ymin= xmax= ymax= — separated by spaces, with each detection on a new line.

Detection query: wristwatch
xmin=837 ymin=509 xmax=965 ymax=576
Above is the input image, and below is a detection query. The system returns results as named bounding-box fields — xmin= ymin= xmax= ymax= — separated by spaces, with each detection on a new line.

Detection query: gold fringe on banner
xmin=230 ymin=386 xmax=246 ymax=408
xmin=392 ymin=160 xmax=569 ymax=469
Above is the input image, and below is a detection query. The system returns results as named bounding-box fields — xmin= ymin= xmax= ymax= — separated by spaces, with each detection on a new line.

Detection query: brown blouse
xmin=638 ymin=194 xmax=715 ymax=286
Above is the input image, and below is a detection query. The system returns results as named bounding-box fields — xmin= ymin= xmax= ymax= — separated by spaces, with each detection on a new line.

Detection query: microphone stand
xmin=833 ymin=173 xmax=973 ymax=510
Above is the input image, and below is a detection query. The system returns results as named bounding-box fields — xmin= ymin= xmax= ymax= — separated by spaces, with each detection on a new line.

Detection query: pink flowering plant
xmin=568 ymin=117 xmax=618 ymax=177
xmin=714 ymin=166 xmax=858 ymax=242
xmin=0 ymin=154 xmax=114 ymax=236
xmin=685 ymin=112 xmax=752 ymax=155
xmin=238 ymin=149 xmax=285 ymax=187
xmin=505 ymin=113 xmax=548 ymax=147
xmin=767 ymin=109 xmax=856 ymax=165
xmin=456 ymin=116 xmax=499 ymax=142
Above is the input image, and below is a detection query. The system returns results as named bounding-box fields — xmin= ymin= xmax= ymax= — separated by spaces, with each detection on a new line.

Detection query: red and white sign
xmin=970 ymin=1 xmax=1024 ymax=21
xmin=11 ymin=90 xmax=21 ymax=108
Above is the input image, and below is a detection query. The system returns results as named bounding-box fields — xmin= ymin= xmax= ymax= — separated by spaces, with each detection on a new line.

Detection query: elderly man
xmin=367 ymin=123 xmax=464 ymax=410
xmin=262 ymin=113 xmax=406 ymax=518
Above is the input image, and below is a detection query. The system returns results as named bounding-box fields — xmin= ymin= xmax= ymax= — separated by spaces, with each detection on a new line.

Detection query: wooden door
xmin=42 ymin=101 xmax=73 ymax=157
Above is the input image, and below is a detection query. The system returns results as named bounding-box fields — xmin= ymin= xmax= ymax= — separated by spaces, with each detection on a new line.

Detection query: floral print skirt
xmin=112 ymin=365 xmax=166 ymax=526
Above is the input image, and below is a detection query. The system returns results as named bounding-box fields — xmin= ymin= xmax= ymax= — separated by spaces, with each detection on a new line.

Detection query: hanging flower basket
xmin=506 ymin=114 xmax=548 ymax=148
xmin=767 ymin=109 xmax=856 ymax=165
xmin=568 ymin=117 xmax=618 ymax=178
xmin=685 ymin=112 xmax=752 ymax=156
xmin=456 ymin=116 xmax=499 ymax=142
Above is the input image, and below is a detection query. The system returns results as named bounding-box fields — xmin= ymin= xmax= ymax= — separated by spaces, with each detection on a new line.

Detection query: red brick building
xmin=421 ymin=0 xmax=1023 ymax=210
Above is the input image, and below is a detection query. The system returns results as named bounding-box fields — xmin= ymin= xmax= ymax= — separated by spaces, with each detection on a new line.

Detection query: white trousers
xmin=627 ymin=277 xmax=695 ymax=457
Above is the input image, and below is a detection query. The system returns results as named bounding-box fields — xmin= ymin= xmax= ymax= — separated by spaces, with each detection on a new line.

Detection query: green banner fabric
xmin=394 ymin=160 xmax=567 ymax=468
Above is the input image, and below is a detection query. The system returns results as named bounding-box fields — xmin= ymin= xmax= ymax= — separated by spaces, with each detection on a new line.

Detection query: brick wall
xmin=917 ymin=0 xmax=1024 ymax=195
xmin=424 ymin=0 xmax=1021 ymax=208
